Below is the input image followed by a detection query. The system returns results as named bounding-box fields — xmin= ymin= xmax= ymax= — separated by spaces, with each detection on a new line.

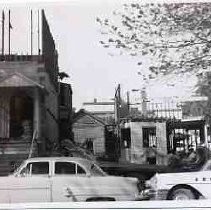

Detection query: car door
xmin=0 ymin=177 xmax=10 ymax=203
xmin=51 ymin=161 xmax=96 ymax=202
xmin=9 ymin=161 xmax=51 ymax=203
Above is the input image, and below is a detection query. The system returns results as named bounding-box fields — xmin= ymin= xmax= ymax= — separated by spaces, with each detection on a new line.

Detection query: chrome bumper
xmin=141 ymin=188 xmax=169 ymax=200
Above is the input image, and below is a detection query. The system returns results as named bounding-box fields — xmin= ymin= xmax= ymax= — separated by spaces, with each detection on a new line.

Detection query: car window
xmin=77 ymin=164 xmax=86 ymax=174
xmin=202 ymin=161 xmax=211 ymax=171
xmin=90 ymin=163 xmax=106 ymax=176
xmin=55 ymin=162 xmax=86 ymax=175
xmin=55 ymin=162 xmax=76 ymax=174
xmin=19 ymin=165 xmax=29 ymax=176
xmin=30 ymin=162 xmax=49 ymax=175
xmin=20 ymin=162 xmax=49 ymax=176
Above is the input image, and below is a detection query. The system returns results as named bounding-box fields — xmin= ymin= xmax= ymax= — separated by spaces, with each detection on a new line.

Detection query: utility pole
xmin=8 ymin=10 xmax=11 ymax=56
xmin=37 ymin=10 xmax=40 ymax=55
xmin=114 ymin=84 xmax=121 ymax=158
xmin=115 ymin=84 xmax=121 ymax=135
xmin=127 ymin=91 xmax=130 ymax=114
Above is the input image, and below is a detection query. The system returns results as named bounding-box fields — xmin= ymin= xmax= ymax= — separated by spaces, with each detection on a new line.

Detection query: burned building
xmin=0 ymin=10 xmax=63 ymax=175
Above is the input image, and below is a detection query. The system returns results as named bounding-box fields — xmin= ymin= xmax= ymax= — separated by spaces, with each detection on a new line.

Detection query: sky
xmin=0 ymin=0 xmax=199 ymax=110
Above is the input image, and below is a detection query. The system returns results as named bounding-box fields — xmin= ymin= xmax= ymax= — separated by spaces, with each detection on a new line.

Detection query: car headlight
xmin=145 ymin=180 xmax=151 ymax=188
xmin=137 ymin=179 xmax=145 ymax=192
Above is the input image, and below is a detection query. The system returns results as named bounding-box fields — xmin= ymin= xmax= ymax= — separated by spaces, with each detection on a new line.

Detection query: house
xmin=72 ymin=109 xmax=120 ymax=160
xmin=0 ymin=10 xmax=61 ymax=175
xmin=121 ymin=117 xmax=168 ymax=165
xmin=118 ymin=95 xmax=209 ymax=166
xmin=181 ymin=96 xmax=208 ymax=120
xmin=82 ymin=98 xmax=115 ymax=124
xmin=72 ymin=109 xmax=106 ymax=157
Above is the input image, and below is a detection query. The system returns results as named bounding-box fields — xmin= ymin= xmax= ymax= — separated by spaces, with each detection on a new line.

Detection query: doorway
xmin=10 ymin=95 xmax=33 ymax=138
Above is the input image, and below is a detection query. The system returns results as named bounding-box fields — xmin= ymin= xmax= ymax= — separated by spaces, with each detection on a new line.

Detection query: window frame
xmin=19 ymin=161 xmax=50 ymax=177
xmin=142 ymin=127 xmax=157 ymax=148
xmin=53 ymin=161 xmax=87 ymax=176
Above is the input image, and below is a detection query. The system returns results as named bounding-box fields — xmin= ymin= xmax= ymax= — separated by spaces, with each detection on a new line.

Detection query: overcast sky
xmin=0 ymin=0 xmax=198 ymax=109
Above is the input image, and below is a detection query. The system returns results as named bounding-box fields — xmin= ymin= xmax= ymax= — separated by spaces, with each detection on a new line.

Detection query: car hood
xmin=105 ymin=175 xmax=138 ymax=183
xmin=155 ymin=171 xmax=202 ymax=186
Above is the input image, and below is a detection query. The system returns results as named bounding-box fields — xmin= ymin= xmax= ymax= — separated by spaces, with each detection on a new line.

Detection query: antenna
xmin=31 ymin=9 xmax=33 ymax=55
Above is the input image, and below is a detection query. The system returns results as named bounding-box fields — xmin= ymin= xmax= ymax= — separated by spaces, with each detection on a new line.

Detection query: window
xmin=55 ymin=162 xmax=86 ymax=175
xmin=85 ymin=138 xmax=94 ymax=154
xmin=121 ymin=128 xmax=131 ymax=148
xmin=142 ymin=127 xmax=156 ymax=148
xmin=90 ymin=164 xmax=106 ymax=176
xmin=77 ymin=165 xmax=86 ymax=174
xmin=21 ymin=162 xmax=49 ymax=176
xmin=55 ymin=162 xmax=75 ymax=174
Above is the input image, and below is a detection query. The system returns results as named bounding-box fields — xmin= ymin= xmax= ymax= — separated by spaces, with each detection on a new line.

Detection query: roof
xmin=125 ymin=115 xmax=171 ymax=123
xmin=181 ymin=96 xmax=208 ymax=102
xmin=72 ymin=109 xmax=106 ymax=126
xmin=15 ymin=157 xmax=106 ymax=176
xmin=26 ymin=156 xmax=94 ymax=163
xmin=0 ymin=72 xmax=44 ymax=89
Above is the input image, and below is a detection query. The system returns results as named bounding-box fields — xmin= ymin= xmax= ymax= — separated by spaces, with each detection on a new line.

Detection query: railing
xmin=0 ymin=54 xmax=44 ymax=62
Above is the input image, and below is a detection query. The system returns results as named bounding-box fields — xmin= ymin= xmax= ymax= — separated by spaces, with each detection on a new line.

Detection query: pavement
xmin=0 ymin=200 xmax=210 ymax=210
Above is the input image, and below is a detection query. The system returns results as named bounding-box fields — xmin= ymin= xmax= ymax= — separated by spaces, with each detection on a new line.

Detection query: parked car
xmin=141 ymin=159 xmax=211 ymax=200
xmin=0 ymin=157 xmax=141 ymax=203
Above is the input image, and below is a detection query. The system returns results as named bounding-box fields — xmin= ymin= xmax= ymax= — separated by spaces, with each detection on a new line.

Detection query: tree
xmin=97 ymin=3 xmax=211 ymax=78
xmin=58 ymin=71 xmax=70 ymax=80
xmin=97 ymin=3 xmax=211 ymax=127
xmin=195 ymin=71 xmax=211 ymax=126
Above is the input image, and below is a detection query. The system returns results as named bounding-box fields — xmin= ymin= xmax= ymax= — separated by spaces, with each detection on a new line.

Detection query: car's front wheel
xmin=168 ymin=188 xmax=196 ymax=200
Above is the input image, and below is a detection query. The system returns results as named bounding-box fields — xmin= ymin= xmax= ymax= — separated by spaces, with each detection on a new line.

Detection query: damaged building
xmin=0 ymin=10 xmax=72 ymax=175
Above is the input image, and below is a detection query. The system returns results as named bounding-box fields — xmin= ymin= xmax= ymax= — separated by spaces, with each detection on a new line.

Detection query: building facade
xmin=72 ymin=110 xmax=106 ymax=157
xmin=0 ymin=10 xmax=62 ymax=175
xmin=122 ymin=119 xmax=168 ymax=165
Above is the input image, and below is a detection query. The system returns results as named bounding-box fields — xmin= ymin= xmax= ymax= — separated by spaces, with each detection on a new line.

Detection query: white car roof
xmin=25 ymin=157 xmax=96 ymax=168
xmin=16 ymin=156 xmax=106 ymax=176
xmin=26 ymin=156 xmax=93 ymax=162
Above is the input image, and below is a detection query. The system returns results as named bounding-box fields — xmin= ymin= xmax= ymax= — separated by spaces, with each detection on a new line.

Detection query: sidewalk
xmin=0 ymin=200 xmax=210 ymax=210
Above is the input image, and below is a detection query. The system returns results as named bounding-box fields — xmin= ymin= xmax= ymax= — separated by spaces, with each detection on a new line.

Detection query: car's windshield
xmin=202 ymin=160 xmax=211 ymax=171
xmin=13 ymin=161 xmax=26 ymax=176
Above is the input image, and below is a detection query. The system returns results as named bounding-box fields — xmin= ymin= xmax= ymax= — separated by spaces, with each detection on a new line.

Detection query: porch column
xmin=33 ymin=88 xmax=41 ymax=139
xmin=0 ymin=94 xmax=10 ymax=138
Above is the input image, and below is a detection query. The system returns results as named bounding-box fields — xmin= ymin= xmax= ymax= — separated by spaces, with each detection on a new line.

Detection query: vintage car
xmin=142 ymin=159 xmax=211 ymax=200
xmin=0 ymin=157 xmax=141 ymax=203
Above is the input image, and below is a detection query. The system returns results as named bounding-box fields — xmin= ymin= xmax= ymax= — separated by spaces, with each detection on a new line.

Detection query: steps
xmin=0 ymin=140 xmax=38 ymax=176
xmin=0 ymin=141 xmax=36 ymax=155
xmin=0 ymin=154 xmax=29 ymax=176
